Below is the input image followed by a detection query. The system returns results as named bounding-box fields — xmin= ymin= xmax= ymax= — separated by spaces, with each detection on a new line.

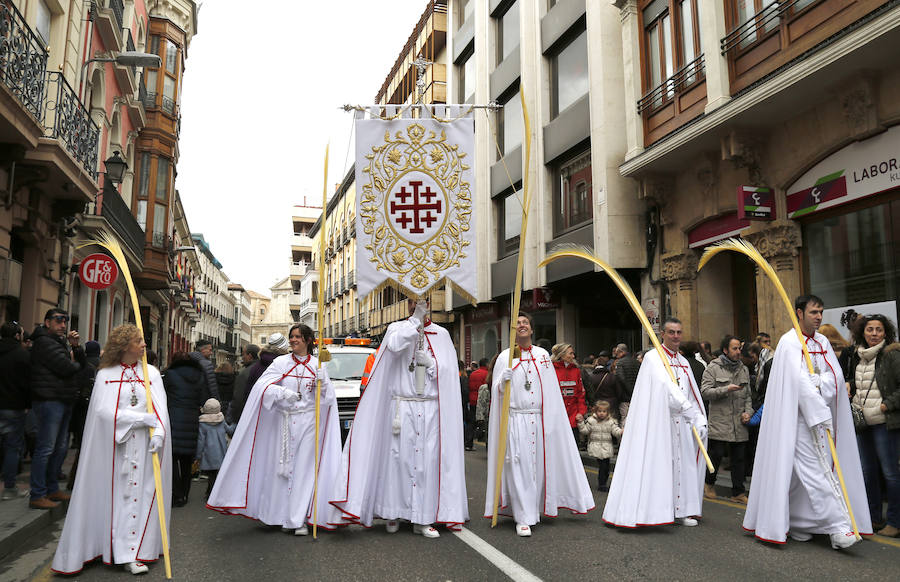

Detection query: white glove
xmin=148 ymin=435 xmax=164 ymax=453
xmin=412 ymin=299 xmax=428 ymax=324
xmin=808 ymin=373 xmax=821 ymax=389
xmin=316 ymin=366 xmax=330 ymax=382
xmin=138 ymin=413 xmax=159 ymax=429
xmin=499 ymin=368 xmax=513 ymax=383
xmin=415 ymin=349 xmax=434 ymax=368
xmin=281 ymin=389 xmax=300 ymax=405
xmin=692 ymin=416 xmax=708 ymax=441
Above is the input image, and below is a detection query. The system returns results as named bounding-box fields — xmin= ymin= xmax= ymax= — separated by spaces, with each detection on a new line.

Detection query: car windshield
xmin=324 ymin=352 xmax=371 ymax=380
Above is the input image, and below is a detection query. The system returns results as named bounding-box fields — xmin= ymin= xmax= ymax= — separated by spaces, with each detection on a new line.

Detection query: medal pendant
xmin=130 ymin=394 xmax=138 ymax=407
xmin=408 ymin=362 xmax=415 ymax=372
xmin=524 ymin=380 xmax=532 ymax=391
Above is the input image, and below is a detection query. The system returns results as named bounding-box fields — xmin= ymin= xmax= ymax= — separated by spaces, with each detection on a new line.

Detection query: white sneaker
xmin=294 ymin=525 xmax=308 ymax=536
xmin=413 ymin=524 xmax=440 ymax=538
xmin=789 ymin=530 xmax=812 ymax=542
xmin=516 ymin=523 xmax=532 ymax=537
xmin=386 ymin=520 xmax=399 ymax=533
xmin=830 ymin=531 xmax=859 ymax=550
xmin=676 ymin=517 xmax=698 ymax=527
xmin=124 ymin=562 xmax=149 ymax=575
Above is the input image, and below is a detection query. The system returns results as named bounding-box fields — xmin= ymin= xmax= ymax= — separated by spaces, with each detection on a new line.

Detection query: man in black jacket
xmin=29 ymin=309 xmax=86 ymax=509
xmin=190 ymin=339 xmax=219 ymax=402
xmin=0 ymin=322 xmax=30 ymax=500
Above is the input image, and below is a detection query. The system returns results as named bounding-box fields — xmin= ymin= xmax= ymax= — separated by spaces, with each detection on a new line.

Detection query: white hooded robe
xmin=742 ymin=330 xmax=872 ymax=542
xmin=207 ymin=353 xmax=341 ymax=530
xmin=52 ymin=364 xmax=171 ymax=574
xmin=484 ymin=346 xmax=594 ymax=526
xmin=328 ymin=318 xmax=468 ymax=529
xmin=602 ymin=347 xmax=707 ymax=527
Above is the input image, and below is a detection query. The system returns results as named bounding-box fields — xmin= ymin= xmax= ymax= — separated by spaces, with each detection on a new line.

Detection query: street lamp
xmin=79 ymin=51 xmax=162 ymax=99
xmin=103 ymin=150 xmax=128 ymax=184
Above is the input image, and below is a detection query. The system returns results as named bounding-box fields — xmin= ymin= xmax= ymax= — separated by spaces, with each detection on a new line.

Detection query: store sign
xmin=786 ymin=124 xmax=900 ymax=218
xmin=520 ymin=287 xmax=559 ymax=312
xmin=737 ymin=186 xmax=775 ymax=220
xmin=688 ymin=212 xmax=750 ymax=249
xmin=78 ymin=253 xmax=118 ymax=290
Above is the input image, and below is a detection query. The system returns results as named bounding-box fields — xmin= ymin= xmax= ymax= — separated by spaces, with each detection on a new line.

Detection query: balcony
xmin=82 ymin=187 xmax=144 ymax=267
xmin=291 ymin=232 xmax=313 ymax=251
xmin=639 ymin=55 xmax=707 ymax=146
xmin=0 ymin=1 xmax=48 ymax=126
xmin=348 ymin=269 xmax=356 ymax=288
xmin=93 ymin=0 xmax=125 ymax=51
xmin=43 ymin=72 xmax=99 ymax=178
xmin=721 ymin=0 xmax=891 ymax=94
xmin=290 ymin=261 xmax=308 ymax=279
xmin=289 ymin=292 xmax=302 ymax=309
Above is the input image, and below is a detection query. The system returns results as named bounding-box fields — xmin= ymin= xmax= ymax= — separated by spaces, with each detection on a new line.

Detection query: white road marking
xmin=453 ymin=526 xmax=543 ymax=582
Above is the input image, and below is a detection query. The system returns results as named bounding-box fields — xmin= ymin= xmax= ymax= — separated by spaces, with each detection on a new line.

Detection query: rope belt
xmin=392 ymin=395 xmax=437 ymax=434
xmin=509 ymin=407 xmax=541 ymax=415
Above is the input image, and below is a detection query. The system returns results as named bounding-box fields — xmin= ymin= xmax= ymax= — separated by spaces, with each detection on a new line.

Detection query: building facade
xmin=248 ymin=279 xmax=294 ymax=346
xmin=190 ymin=233 xmax=236 ymax=365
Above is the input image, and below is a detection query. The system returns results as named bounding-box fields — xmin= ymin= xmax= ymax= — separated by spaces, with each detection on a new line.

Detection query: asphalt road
xmin=6 ymin=442 xmax=900 ymax=581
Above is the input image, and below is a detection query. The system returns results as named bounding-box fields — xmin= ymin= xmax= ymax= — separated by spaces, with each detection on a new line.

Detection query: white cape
xmin=207 ymin=353 xmax=341 ymax=529
xmin=602 ymin=348 xmax=707 ymax=527
xmin=328 ymin=319 xmax=468 ymax=529
xmin=743 ymin=330 xmax=872 ymax=542
xmin=52 ymin=364 xmax=172 ymax=574
xmin=483 ymin=346 xmax=594 ymax=521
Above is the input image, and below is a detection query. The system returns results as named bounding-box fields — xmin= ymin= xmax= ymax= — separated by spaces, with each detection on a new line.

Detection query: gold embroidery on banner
xmin=360 ymin=123 xmax=472 ymax=292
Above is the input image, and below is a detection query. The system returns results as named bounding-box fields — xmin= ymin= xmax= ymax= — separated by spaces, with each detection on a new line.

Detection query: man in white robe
xmin=743 ymin=295 xmax=872 ymax=548
xmin=207 ymin=326 xmax=341 ymax=535
xmin=329 ymin=299 xmax=467 ymax=537
xmin=52 ymin=360 xmax=171 ymax=575
xmin=602 ymin=317 xmax=708 ymax=528
xmin=484 ymin=312 xmax=594 ymax=537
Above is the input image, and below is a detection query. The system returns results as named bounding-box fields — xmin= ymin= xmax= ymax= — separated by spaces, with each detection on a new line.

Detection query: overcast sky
xmin=176 ymin=0 xmax=430 ymax=295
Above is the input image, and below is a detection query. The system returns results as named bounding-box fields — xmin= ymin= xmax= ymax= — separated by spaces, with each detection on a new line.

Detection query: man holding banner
xmin=328 ymin=298 xmax=467 ymax=535
xmin=743 ymin=295 xmax=872 ymax=548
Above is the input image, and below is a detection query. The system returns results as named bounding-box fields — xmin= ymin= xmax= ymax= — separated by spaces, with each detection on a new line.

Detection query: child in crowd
xmin=576 ymin=401 xmax=622 ymax=491
xmin=196 ymin=399 xmax=234 ymax=498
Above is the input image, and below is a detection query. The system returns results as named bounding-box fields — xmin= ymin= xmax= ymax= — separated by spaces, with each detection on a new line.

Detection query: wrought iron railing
xmin=162 ymin=95 xmax=175 ymax=114
xmin=44 ymin=72 xmax=99 ymax=178
xmin=348 ymin=269 xmax=355 ymax=287
xmin=110 ymin=0 xmax=125 ymax=32
xmin=637 ymin=55 xmax=705 ymax=114
xmin=138 ymin=77 xmax=147 ymax=104
xmin=720 ymin=0 xmax=817 ymax=54
xmin=0 ymin=1 xmax=48 ymax=121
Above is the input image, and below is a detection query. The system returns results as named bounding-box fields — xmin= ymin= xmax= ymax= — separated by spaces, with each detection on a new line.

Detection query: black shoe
xmin=598 ymin=485 xmax=609 ymax=492
xmin=173 ymin=498 xmax=187 ymax=507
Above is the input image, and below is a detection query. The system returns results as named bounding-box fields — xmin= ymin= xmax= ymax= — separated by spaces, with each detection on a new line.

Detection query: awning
xmin=688 ymin=212 xmax=750 ymax=249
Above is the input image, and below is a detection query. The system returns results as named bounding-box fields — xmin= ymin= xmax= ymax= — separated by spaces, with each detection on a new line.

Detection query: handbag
xmin=851 ymin=402 xmax=867 ymax=432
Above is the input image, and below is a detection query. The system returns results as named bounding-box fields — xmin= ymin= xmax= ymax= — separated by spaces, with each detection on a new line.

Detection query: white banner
xmin=355 ymin=110 xmax=476 ymax=301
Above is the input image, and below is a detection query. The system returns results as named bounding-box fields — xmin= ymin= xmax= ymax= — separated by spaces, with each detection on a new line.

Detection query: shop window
xmin=804 ymin=202 xmax=899 ymax=315
xmin=551 ymin=28 xmax=588 ymax=118
xmin=498 ymin=186 xmax=523 ymax=256
xmin=552 ymin=150 xmax=592 ymax=235
xmin=496 ymin=0 xmax=519 ymax=65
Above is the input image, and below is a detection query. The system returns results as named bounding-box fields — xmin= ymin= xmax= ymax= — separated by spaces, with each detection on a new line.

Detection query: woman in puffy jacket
xmin=847 ymin=314 xmax=900 ymax=538
xmin=551 ymin=343 xmax=587 ymax=444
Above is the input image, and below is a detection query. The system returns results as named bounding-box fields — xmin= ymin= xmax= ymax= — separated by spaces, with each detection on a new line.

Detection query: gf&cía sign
xmin=78 ymin=253 xmax=118 ymax=290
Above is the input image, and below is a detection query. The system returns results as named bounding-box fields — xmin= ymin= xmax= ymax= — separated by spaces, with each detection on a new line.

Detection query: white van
xmin=317 ymin=339 xmax=375 ymax=443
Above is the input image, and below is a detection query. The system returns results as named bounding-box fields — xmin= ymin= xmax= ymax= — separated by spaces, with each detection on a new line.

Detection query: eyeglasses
xmin=51 ymin=315 xmax=69 ymax=323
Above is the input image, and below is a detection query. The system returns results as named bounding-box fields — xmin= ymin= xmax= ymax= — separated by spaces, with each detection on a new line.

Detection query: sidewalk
xmin=0 ymin=450 xmax=74 ymax=563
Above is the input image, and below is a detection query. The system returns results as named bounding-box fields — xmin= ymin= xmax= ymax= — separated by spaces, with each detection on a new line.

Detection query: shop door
xmin=732 ymin=254 xmax=758 ymax=342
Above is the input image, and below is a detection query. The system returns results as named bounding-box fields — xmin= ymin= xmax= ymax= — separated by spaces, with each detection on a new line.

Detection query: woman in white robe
xmin=484 ymin=313 xmax=594 ymax=537
xmin=207 ymin=323 xmax=340 ymax=534
xmin=52 ymin=324 xmax=171 ymax=576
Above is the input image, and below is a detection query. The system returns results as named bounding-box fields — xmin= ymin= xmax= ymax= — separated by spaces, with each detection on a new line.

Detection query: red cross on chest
xmin=390 ymin=180 xmax=442 ymax=234
xmin=539 ymin=355 xmax=551 ymax=369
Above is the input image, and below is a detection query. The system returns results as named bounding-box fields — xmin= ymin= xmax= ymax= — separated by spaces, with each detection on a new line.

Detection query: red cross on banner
xmin=390 ymin=180 xmax=442 ymax=235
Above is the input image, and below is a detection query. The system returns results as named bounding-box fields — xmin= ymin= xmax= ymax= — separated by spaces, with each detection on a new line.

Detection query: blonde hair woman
xmin=52 ymin=324 xmax=171 ymax=576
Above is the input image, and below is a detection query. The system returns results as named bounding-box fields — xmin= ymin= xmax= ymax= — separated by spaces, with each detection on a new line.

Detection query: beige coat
xmin=578 ymin=414 xmax=622 ymax=459
xmin=701 ymin=356 xmax=752 ymax=442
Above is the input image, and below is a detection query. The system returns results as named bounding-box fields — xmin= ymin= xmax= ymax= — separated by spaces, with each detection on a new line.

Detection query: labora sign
xmin=78 ymin=253 xmax=118 ymax=290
